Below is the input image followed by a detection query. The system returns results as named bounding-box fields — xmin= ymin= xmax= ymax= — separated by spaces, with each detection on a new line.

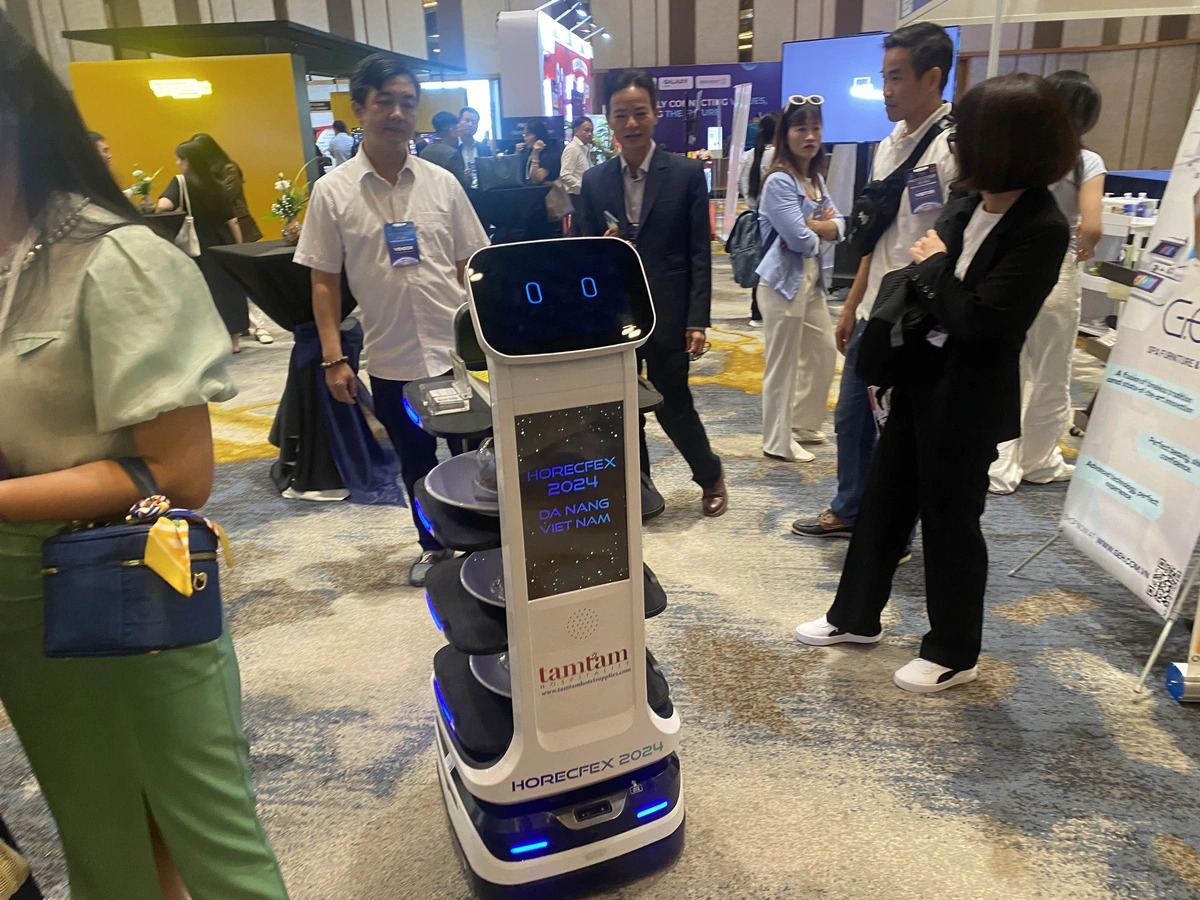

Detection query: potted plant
xmin=267 ymin=169 xmax=309 ymax=245
xmin=127 ymin=166 xmax=161 ymax=214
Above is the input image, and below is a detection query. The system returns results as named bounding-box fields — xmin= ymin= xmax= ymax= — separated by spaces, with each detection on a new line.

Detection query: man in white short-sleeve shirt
xmin=791 ymin=22 xmax=957 ymax=543
xmin=295 ymin=52 xmax=489 ymax=586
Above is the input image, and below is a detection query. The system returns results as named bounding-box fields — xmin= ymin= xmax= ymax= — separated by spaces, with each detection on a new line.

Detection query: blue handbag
xmin=40 ymin=458 xmax=224 ymax=658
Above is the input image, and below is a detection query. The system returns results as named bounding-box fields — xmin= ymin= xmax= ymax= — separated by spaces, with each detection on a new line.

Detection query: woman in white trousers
xmin=989 ymin=71 xmax=1105 ymax=493
xmin=755 ymin=95 xmax=842 ymax=462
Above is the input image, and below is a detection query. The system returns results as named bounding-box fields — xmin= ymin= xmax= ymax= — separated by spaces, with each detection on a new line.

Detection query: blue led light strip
xmin=635 ymin=800 xmax=670 ymax=819
xmin=403 ymin=396 xmax=422 ymax=425
xmin=426 ymin=592 xmax=443 ymax=632
xmin=510 ymin=840 xmax=549 ymax=856
xmin=414 ymin=500 xmax=435 ymax=536
xmin=433 ymin=679 xmax=454 ymax=729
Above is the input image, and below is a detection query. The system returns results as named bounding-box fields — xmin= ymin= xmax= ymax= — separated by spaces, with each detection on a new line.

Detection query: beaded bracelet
xmin=320 ymin=356 xmax=350 ymax=369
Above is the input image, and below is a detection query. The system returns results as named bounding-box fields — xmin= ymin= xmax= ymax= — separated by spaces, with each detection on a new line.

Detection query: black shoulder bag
xmin=844 ymin=114 xmax=953 ymax=256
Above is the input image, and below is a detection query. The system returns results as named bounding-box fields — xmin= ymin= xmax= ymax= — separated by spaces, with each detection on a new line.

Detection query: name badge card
xmin=384 ymin=221 xmax=421 ymax=267
xmin=906 ymin=164 xmax=944 ymax=215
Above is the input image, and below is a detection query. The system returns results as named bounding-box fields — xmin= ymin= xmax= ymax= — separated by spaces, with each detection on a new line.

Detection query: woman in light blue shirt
xmin=755 ymin=96 xmax=844 ymax=462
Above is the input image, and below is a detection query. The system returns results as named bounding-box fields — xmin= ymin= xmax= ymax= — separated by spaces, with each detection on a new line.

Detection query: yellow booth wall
xmin=329 ymin=88 xmax=468 ymax=135
xmin=70 ymin=54 xmax=309 ymax=234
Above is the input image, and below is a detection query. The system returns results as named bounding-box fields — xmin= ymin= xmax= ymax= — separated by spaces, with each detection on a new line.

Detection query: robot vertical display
xmin=415 ymin=237 xmax=684 ymax=896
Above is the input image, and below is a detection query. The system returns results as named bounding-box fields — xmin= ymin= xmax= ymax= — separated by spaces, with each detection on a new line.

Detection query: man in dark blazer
xmin=574 ymin=70 xmax=727 ymax=517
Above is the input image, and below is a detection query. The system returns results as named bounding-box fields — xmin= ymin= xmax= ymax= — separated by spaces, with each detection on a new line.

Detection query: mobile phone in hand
xmin=603 ymin=210 xmax=620 ymax=232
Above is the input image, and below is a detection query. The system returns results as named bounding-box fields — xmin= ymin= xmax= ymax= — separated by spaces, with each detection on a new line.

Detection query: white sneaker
xmin=793 ymin=428 xmax=828 ymax=444
xmin=254 ymin=328 xmax=275 ymax=344
xmin=893 ymin=658 xmax=978 ymax=694
xmin=1023 ymin=462 xmax=1074 ymax=485
xmin=764 ymin=440 xmax=814 ymax=463
xmin=795 ymin=615 xmax=882 ymax=646
xmin=749 ymin=318 xmax=764 ymax=328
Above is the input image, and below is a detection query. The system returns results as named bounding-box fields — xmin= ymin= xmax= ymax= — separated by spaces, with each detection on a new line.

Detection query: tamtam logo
xmin=850 ymin=76 xmax=884 ymax=101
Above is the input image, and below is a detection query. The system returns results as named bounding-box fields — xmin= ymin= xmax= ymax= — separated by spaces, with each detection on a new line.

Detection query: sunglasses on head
xmin=785 ymin=94 xmax=825 ymax=108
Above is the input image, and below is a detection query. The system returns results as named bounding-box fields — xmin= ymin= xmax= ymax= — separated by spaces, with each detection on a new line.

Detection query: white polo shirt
xmin=296 ymin=149 xmax=489 ymax=381
xmin=859 ymin=101 xmax=956 ymax=320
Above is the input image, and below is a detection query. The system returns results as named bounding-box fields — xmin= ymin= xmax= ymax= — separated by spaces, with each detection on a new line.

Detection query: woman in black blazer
xmin=795 ymin=73 xmax=1078 ymax=693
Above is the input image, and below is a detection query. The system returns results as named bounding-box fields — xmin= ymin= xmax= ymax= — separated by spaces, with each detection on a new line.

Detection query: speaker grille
xmin=565 ymin=607 xmax=599 ymax=641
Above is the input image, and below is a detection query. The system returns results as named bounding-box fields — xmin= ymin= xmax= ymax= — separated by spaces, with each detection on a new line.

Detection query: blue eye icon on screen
xmin=581 ymin=277 xmax=597 ymax=298
xmin=525 ymin=282 xmax=543 ymax=304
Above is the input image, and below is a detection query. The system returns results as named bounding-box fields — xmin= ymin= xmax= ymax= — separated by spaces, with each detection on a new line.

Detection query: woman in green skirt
xmin=0 ymin=13 xmax=288 ymax=899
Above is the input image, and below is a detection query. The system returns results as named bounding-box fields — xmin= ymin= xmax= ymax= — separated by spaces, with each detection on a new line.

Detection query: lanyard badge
xmin=384 ymin=221 xmax=421 ymax=267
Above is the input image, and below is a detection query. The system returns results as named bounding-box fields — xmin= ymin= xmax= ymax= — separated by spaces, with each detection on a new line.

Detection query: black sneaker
xmin=791 ymin=508 xmax=853 ymax=537
xmin=409 ymin=549 xmax=453 ymax=587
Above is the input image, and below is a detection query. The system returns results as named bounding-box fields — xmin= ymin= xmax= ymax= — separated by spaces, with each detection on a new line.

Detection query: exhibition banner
xmin=721 ymin=83 xmax=754 ymax=242
xmin=602 ymin=63 xmax=780 ymax=153
xmin=1060 ymin=89 xmax=1200 ymax=617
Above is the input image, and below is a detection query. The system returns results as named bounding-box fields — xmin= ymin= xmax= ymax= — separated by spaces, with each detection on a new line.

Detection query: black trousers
xmin=370 ymin=374 xmax=470 ymax=552
xmin=826 ymin=376 xmax=998 ymax=671
xmin=638 ymin=343 xmax=722 ymax=490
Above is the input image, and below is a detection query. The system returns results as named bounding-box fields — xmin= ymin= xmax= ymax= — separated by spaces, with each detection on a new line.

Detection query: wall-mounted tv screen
xmin=780 ymin=28 xmax=960 ymax=145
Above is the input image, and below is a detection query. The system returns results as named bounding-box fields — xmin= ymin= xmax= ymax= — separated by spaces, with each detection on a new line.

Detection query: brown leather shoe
xmin=701 ymin=470 xmax=728 ymax=518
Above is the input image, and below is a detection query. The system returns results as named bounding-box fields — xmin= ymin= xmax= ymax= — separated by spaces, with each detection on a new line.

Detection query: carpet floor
xmin=3 ymin=260 xmax=1200 ymax=899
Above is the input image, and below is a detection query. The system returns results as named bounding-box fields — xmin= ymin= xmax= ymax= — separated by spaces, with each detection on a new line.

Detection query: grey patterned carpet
xmin=4 ymin=260 xmax=1200 ymax=899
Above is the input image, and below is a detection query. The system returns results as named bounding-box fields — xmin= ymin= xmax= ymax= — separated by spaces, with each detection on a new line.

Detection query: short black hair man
xmin=88 ymin=130 xmax=111 ymax=169
xmin=455 ymin=105 xmax=491 ymax=186
xmin=296 ymin=53 xmax=490 ymax=586
xmin=793 ymin=22 xmax=956 ymax=613
xmin=419 ymin=110 xmax=470 ymax=188
xmin=574 ymin=70 xmax=728 ymax=518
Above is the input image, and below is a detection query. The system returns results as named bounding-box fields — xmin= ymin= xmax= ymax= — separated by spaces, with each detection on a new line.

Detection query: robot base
xmin=1166 ymin=663 xmax=1200 ymax=702
xmin=435 ymin=733 xmax=684 ymax=898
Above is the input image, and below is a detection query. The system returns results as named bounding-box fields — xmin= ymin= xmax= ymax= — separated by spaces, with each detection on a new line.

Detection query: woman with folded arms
xmin=795 ymin=74 xmax=1076 ymax=694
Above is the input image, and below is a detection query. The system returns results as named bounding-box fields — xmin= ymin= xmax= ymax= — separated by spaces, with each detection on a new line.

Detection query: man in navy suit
xmin=575 ymin=70 xmax=727 ymax=517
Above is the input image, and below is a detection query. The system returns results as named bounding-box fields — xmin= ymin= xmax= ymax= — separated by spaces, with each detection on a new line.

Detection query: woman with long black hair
xmin=189 ymin=132 xmax=276 ymax=344
xmin=157 ymin=138 xmax=248 ymax=351
xmin=0 ymin=11 xmax=287 ymax=897
xmin=738 ymin=112 xmax=778 ymax=326
xmin=795 ymin=74 xmax=1077 ymax=693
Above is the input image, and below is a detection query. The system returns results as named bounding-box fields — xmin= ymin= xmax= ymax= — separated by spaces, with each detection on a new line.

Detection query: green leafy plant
xmin=266 ymin=167 xmax=309 ymax=220
xmin=128 ymin=166 xmax=161 ymax=197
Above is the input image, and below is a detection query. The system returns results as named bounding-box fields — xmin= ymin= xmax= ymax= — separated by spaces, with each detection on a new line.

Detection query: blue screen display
xmin=780 ymin=28 xmax=960 ymax=145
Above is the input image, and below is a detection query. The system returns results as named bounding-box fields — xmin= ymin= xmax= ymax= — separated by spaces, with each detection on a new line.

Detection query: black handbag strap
xmin=116 ymin=457 xmax=161 ymax=498
xmin=887 ymin=113 xmax=952 ymax=183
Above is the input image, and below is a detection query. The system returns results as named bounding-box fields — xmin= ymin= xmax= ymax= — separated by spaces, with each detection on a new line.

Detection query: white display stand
xmin=416 ymin=236 xmax=684 ymax=895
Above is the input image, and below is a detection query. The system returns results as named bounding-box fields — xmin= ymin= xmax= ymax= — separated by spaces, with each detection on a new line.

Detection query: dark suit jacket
xmin=905 ymin=186 xmax=1070 ymax=443
xmin=574 ymin=145 xmax=712 ymax=350
xmin=419 ymin=140 xmax=469 ymax=189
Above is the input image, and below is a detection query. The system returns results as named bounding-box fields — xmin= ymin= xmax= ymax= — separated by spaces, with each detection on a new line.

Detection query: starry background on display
xmin=516 ymin=401 xmax=629 ymax=601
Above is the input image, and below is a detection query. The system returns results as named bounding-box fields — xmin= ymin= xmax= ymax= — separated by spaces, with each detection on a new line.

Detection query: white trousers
xmin=759 ymin=277 xmax=837 ymax=458
xmin=989 ymin=251 xmax=1080 ymax=493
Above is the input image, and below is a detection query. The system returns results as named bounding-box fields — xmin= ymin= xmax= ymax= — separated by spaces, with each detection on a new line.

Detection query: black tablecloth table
xmin=141 ymin=210 xmax=185 ymax=243
xmin=467 ymin=184 xmax=556 ymax=243
xmin=210 ymin=242 xmax=357 ymax=498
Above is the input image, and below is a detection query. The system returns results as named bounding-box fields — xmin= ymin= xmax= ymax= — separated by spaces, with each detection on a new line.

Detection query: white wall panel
xmin=388 ymin=0 xmax=427 ymax=59
xmin=695 ymin=0 xmax=735 ymax=64
xmin=233 ymin=0 xmax=274 ymax=19
xmin=630 ymin=0 xmax=658 ymax=67
xmin=1062 ymin=18 xmax=1103 ymax=46
xmin=754 ymin=1 xmax=793 ymax=62
xmin=656 ymin=0 xmax=669 ymax=65
xmin=139 ymin=0 xmax=177 ymax=27
xmin=286 ymin=0 xmax=330 ymax=31
xmin=459 ymin=0 xmax=502 ymax=74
